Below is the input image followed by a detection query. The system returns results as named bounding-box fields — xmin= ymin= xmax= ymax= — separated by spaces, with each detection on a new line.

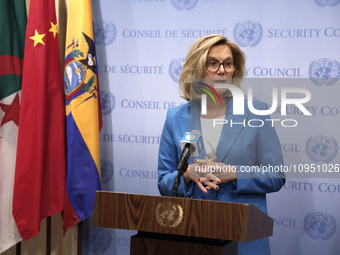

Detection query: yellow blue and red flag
xmin=63 ymin=0 xmax=102 ymax=232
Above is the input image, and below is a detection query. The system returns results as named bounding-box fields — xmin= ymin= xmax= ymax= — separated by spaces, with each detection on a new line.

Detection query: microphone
xmin=172 ymin=130 xmax=202 ymax=197
xmin=177 ymin=130 xmax=203 ymax=171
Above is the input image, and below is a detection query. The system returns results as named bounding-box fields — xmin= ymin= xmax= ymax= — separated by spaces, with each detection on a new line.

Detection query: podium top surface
xmin=93 ymin=191 xmax=273 ymax=242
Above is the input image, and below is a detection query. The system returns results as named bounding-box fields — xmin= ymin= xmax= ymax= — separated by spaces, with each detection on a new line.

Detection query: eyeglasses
xmin=206 ymin=58 xmax=236 ymax=73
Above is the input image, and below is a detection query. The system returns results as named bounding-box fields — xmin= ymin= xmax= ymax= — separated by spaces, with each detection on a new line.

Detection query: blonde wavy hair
xmin=179 ymin=34 xmax=246 ymax=101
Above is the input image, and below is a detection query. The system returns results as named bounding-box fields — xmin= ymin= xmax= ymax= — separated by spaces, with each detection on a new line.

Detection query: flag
xmin=0 ymin=0 xmax=26 ymax=251
xmin=63 ymin=0 xmax=102 ymax=232
xmin=12 ymin=0 xmax=66 ymax=241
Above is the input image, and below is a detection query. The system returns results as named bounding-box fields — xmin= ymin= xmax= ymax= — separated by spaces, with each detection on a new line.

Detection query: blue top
xmin=157 ymin=98 xmax=286 ymax=255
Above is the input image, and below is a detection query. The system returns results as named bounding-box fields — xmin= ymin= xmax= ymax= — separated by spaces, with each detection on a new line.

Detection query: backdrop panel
xmin=82 ymin=1 xmax=340 ymax=254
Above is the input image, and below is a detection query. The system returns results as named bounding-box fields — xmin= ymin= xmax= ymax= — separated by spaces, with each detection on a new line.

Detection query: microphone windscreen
xmin=180 ymin=130 xmax=203 ymax=156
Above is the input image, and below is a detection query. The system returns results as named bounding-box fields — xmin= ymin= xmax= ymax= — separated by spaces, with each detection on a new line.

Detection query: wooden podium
xmin=93 ymin=191 xmax=273 ymax=255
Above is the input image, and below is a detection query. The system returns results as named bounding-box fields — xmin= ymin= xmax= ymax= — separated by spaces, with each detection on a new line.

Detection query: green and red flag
xmin=0 ymin=0 xmax=26 ymax=252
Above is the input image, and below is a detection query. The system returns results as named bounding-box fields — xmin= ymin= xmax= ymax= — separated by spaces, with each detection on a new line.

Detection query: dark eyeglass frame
xmin=206 ymin=58 xmax=236 ymax=73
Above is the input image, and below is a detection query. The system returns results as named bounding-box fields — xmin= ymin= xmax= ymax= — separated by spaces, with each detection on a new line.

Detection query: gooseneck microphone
xmin=172 ymin=130 xmax=203 ymax=197
xmin=177 ymin=143 xmax=196 ymax=171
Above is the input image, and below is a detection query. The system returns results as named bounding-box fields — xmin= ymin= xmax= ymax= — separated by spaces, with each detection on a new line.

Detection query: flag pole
xmin=46 ymin=216 xmax=51 ymax=255
xmin=16 ymin=242 xmax=21 ymax=255
xmin=77 ymin=222 xmax=82 ymax=255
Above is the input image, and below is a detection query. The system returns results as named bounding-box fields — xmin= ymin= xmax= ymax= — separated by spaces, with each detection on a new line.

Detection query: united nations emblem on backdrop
xmin=233 ymin=20 xmax=263 ymax=47
xmin=100 ymin=159 xmax=114 ymax=184
xmin=155 ymin=202 xmax=183 ymax=228
xmin=313 ymin=0 xmax=340 ymax=7
xmin=171 ymin=0 xmax=198 ymax=10
xmin=304 ymin=212 xmax=336 ymax=240
xmin=100 ymin=90 xmax=115 ymax=115
xmin=169 ymin=58 xmax=185 ymax=83
xmin=308 ymin=58 xmax=340 ymax=86
xmin=84 ymin=228 xmax=112 ymax=252
xmin=306 ymin=135 xmax=338 ymax=163
xmin=94 ymin=20 xmax=117 ymax=45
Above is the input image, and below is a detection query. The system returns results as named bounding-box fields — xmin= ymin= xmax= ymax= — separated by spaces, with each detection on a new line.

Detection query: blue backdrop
xmin=82 ymin=0 xmax=340 ymax=254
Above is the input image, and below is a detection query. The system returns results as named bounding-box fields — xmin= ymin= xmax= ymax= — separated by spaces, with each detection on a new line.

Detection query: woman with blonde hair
xmin=158 ymin=34 xmax=285 ymax=255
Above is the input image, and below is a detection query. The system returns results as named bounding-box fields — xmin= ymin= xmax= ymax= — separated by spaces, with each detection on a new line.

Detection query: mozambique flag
xmin=0 ymin=0 xmax=26 ymax=251
xmin=12 ymin=0 xmax=66 ymax=240
xmin=63 ymin=0 xmax=102 ymax=232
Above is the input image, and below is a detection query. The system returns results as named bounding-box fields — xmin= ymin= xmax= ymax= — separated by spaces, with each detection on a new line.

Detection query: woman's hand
xmin=183 ymin=164 xmax=220 ymax=193
xmin=183 ymin=156 xmax=237 ymax=193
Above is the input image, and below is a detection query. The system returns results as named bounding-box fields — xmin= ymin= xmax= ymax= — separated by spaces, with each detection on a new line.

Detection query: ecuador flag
xmin=63 ymin=0 xmax=102 ymax=232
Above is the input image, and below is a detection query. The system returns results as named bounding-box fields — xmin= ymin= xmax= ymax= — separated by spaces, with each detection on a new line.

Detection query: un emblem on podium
xmin=155 ymin=202 xmax=183 ymax=228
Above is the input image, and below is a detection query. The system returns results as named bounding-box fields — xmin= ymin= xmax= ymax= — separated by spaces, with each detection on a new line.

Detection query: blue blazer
xmin=157 ymin=98 xmax=285 ymax=255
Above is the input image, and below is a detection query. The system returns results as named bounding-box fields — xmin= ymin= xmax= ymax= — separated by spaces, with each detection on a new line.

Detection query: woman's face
xmin=203 ymin=44 xmax=234 ymax=81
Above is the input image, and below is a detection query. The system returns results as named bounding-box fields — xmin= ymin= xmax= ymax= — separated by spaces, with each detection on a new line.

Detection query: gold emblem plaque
xmin=155 ymin=202 xmax=183 ymax=228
